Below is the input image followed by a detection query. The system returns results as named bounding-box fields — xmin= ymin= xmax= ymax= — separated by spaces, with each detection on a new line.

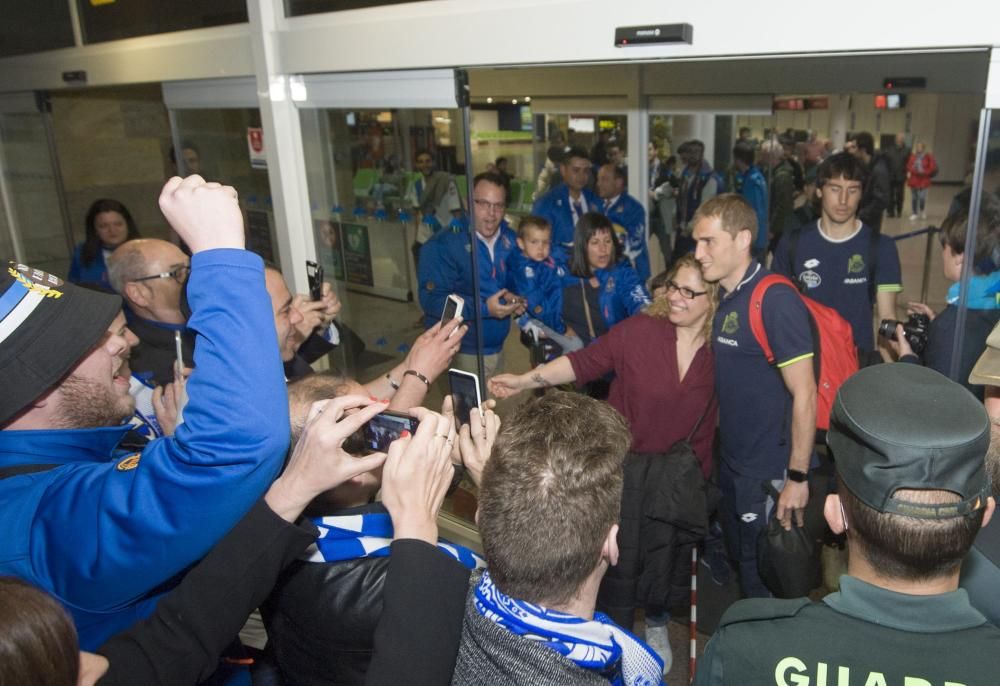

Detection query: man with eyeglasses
xmin=108 ymin=238 xmax=192 ymax=387
xmin=419 ymin=171 xmax=525 ymax=377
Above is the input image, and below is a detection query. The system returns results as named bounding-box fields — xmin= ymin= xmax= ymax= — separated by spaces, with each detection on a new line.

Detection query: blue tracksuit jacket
xmin=0 ymin=249 xmax=289 ymax=651
xmin=532 ymin=184 xmax=601 ymax=266
xmin=602 ymin=193 xmax=650 ymax=283
xmin=564 ymin=260 xmax=652 ymax=330
xmin=418 ymin=222 xmax=519 ymax=355
xmin=509 ymin=251 xmax=567 ymax=333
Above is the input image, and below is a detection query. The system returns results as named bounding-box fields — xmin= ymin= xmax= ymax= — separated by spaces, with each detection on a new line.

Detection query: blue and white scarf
xmin=473 ymin=571 xmax=664 ymax=686
xmin=946 ymin=271 xmax=1000 ymax=310
xmin=304 ymin=512 xmax=486 ymax=571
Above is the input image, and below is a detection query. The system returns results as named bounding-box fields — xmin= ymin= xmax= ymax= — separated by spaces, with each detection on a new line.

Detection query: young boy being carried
xmin=509 ymin=215 xmax=583 ymax=357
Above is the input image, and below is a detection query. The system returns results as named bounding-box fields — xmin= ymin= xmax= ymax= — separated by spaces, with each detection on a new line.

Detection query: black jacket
xmin=859 ymin=153 xmax=891 ymax=231
xmin=97 ymin=500 xmax=317 ymax=686
xmin=598 ymin=450 xmax=708 ymax=626
xmin=264 ymin=502 xmax=391 ymax=686
xmin=126 ymin=311 xmax=196 ymax=386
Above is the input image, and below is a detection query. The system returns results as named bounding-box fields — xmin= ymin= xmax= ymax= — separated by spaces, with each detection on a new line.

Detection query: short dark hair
xmin=472 ymin=171 xmax=509 ymax=205
xmin=414 ymin=148 xmax=433 ymax=161
xmin=849 ymin=131 xmax=875 ymax=156
xmin=605 ymin=163 xmax=627 ymax=185
xmin=561 ymin=146 xmax=591 ymax=164
xmin=82 ymin=199 xmax=140 ymax=268
xmin=739 ymin=126 xmax=752 ymax=136
xmin=477 ymin=392 xmax=630 ymax=606
xmin=0 ymin=577 xmax=79 ymax=686
xmin=940 ymin=192 xmax=1000 ymax=274
xmin=517 ymin=214 xmax=551 ymax=239
xmin=685 ymin=139 xmax=705 ymax=153
xmin=815 ymin=152 xmax=869 ymax=189
xmin=495 ymin=156 xmax=507 ymax=166
xmin=840 ymin=479 xmax=985 ymax=581
xmin=732 ymin=142 xmax=755 ymax=167
xmin=570 ymin=212 xmax=623 ymax=278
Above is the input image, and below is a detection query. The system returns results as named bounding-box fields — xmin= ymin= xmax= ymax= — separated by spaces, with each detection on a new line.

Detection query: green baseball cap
xmin=828 ymin=363 xmax=990 ymax=519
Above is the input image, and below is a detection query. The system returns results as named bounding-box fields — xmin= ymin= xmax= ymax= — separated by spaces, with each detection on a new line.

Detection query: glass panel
xmin=171 ymin=108 xmax=278 ymax=263
xmin=0 ymin=0 xmax=74 ymax=57
xmin=48 ymin=86 xmax=175 ymax=280
xmin=937 ymin=109 xmax=998 ymax=398
xmin=78 ymin=0 xmax=246 ymax=44
xmin=302 ymin=105 xmax=487 ymax=524
xmin=0 ymin=111 xmax=71 ymax=277
xmin=286 ymin=0 xmax=433 ymax=17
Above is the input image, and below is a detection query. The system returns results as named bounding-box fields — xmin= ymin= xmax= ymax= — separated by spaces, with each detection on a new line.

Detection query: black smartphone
xmin=362 ymin=410 xmax=420 ymax=452
xmin=449 ymin=368 xmax=483 ymax=429
xmin=306 ymin=260 xmax=324 ymax=301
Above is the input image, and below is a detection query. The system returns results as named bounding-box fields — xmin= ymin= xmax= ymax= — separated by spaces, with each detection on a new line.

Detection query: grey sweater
xmin=451 ymin=572 xmax=610 ymax=685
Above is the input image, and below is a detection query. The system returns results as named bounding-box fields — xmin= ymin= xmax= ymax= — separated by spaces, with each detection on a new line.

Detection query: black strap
xmin=788 ymin=225 xmax=804 ymax=293
xmin=0 ymin=464 xmax=59 ymax=480
xmin=867 ymin=224 xmax=880 ymax=304
xmin=686 ymin=392 xmax=717 ymax=442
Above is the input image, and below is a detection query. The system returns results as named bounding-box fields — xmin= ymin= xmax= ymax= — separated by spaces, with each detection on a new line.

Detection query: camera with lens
xmin=878 ymin=313 xmax=930 ymax=355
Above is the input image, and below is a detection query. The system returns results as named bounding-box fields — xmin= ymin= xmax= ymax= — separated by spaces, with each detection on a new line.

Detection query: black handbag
xmin=757 ymin=482 xmax=822 ymax=598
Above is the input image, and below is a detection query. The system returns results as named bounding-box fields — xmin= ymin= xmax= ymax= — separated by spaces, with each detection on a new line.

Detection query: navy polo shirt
xmin=772 ymin=221 xmax=902 ymax=351
xmin=713 ymin=261 xmax=814 ymax=479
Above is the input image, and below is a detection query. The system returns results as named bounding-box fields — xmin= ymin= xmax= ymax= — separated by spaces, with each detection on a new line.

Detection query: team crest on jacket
xmin=116 ymin=453 xmax=141 ymax=471
xmin=605 ymin=277 xmax=615 ymax=293
xmin=848 ymin=254 xmax=865 ymax=274
xmin=524 ymin=266 xmax=534 ymax=279
xmin=722 ymin=311 xmax=739 ymax=335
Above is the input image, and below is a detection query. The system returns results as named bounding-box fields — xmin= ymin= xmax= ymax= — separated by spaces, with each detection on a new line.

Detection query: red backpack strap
xmin=748 ymin=273 xmax=797 ymax=366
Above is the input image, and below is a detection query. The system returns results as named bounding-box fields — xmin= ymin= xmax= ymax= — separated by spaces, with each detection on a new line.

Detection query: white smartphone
xmin=173 ymin=330 xmax=188 ymax=425
xmin=441 ymin=294 xmax=465 ymax=337
xmin=448 ymin=368 xmax=483 ymax=429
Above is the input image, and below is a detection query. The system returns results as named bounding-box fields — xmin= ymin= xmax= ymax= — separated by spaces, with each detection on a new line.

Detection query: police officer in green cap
xmin=695 ymin=363 xmax=1000 ymax=685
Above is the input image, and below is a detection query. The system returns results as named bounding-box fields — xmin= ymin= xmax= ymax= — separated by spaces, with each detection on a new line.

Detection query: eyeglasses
xmin=666 ymin=280 xmax=707 ymax=300
xmin=134 ymin=264 xmax=190 ymax=284
xmin=473 ymin=198 xmax=506 ymax=213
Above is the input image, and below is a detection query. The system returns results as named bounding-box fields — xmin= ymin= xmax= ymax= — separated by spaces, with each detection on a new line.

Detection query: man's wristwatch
xmin=787 ymin=469 xmax=809 ymax=483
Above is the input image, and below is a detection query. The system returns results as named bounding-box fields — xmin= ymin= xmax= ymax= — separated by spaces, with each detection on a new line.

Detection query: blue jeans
xmin=911 ymin=187 xmax=928 ymax=215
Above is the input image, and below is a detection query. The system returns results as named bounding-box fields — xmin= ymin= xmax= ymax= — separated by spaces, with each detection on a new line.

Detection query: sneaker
xmin=920 ymin=211 xmax=927 ymax=219
xmin=645 ymin=624 xmax=673 ymax=675
xmin=909 ymin=213 xmax=919 ymax=221
xmin=700 ymin=543 xmax=734 ymax=586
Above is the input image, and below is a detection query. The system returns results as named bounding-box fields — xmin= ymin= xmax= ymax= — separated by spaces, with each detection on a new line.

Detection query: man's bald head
xmin=107 ymin=239 xmax=189 ymax=325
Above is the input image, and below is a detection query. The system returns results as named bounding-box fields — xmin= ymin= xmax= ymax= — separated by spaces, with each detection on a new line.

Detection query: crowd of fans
xmin=2 ymin=118 xmax=1000 ymax=686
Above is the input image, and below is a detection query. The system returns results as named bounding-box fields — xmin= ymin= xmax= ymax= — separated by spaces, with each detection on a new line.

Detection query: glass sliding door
xmin=296 ymin=70 xmax=480 ymax=537
xmin=0 ymin=93 xmax=73 ymax=276
xmin=163 ymin=78 xmax=280 ymax=264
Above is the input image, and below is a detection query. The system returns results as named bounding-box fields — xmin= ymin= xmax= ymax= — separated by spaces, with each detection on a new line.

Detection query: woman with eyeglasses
xmin=69 ymin=199 xmax=141 ymax=286
xmin=491 ymin=252 xmax=717 ymax=468
xmin=490 ymin=252 xmax=718 ymax=668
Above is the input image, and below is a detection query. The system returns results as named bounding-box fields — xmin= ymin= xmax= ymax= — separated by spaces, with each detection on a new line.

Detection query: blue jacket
xmin=0 ymin=249 xmax=290 ymax=651
xmin=602 ymin=193 xmax=650 ymax=283
xmin=418 ymin=223 xmax=519 ymax=355
xmin=68 ymin=243 xmax=111 ymax=287
xmin=531 ymin=184 xmax=600 ymax=266
xmin=564 ymin=260 xmax=651 ymax=331
xmin=737 ymin=166 xmax=769 ymax=252
xmin=509 ymin=251 xmax=566 ymax=333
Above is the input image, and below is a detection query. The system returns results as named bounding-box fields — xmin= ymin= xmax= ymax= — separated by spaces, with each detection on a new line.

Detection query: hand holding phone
xmin=362 ymin=410 xmax=421 ymax=452
xmin=306 ymin=260 xmax=324 ymax=301
xmin=448 ymin=368 xmax=483 ymax=429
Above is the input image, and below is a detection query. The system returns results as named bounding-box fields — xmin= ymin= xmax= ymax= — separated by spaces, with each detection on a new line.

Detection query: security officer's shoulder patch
xmin=719 ymin=597 xmax=811 ymax=628
xmin=116 ymin=453 xmax=141 ymax=472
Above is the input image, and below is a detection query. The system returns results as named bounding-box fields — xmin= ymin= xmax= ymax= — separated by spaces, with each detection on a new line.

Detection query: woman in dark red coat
xmin=906 ymin=141 xmax=937 ymax=221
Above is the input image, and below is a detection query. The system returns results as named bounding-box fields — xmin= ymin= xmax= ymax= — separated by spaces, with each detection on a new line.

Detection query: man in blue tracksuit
xmin=0 ymin=176 xmax=289 ymax=651
xmin=532 ymin=146 xmax=600 ymax=267
xmin=419 ymin=171 xmax=525 ymax=376
xmin=732 ymin=142 xmax=769 ymax=257
xmin=596 ymin=162 xmax=650 ymax=283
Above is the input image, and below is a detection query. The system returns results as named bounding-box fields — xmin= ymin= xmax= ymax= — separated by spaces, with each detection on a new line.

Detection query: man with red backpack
xmin=692 ymin=194 xmax=818 ymax=598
